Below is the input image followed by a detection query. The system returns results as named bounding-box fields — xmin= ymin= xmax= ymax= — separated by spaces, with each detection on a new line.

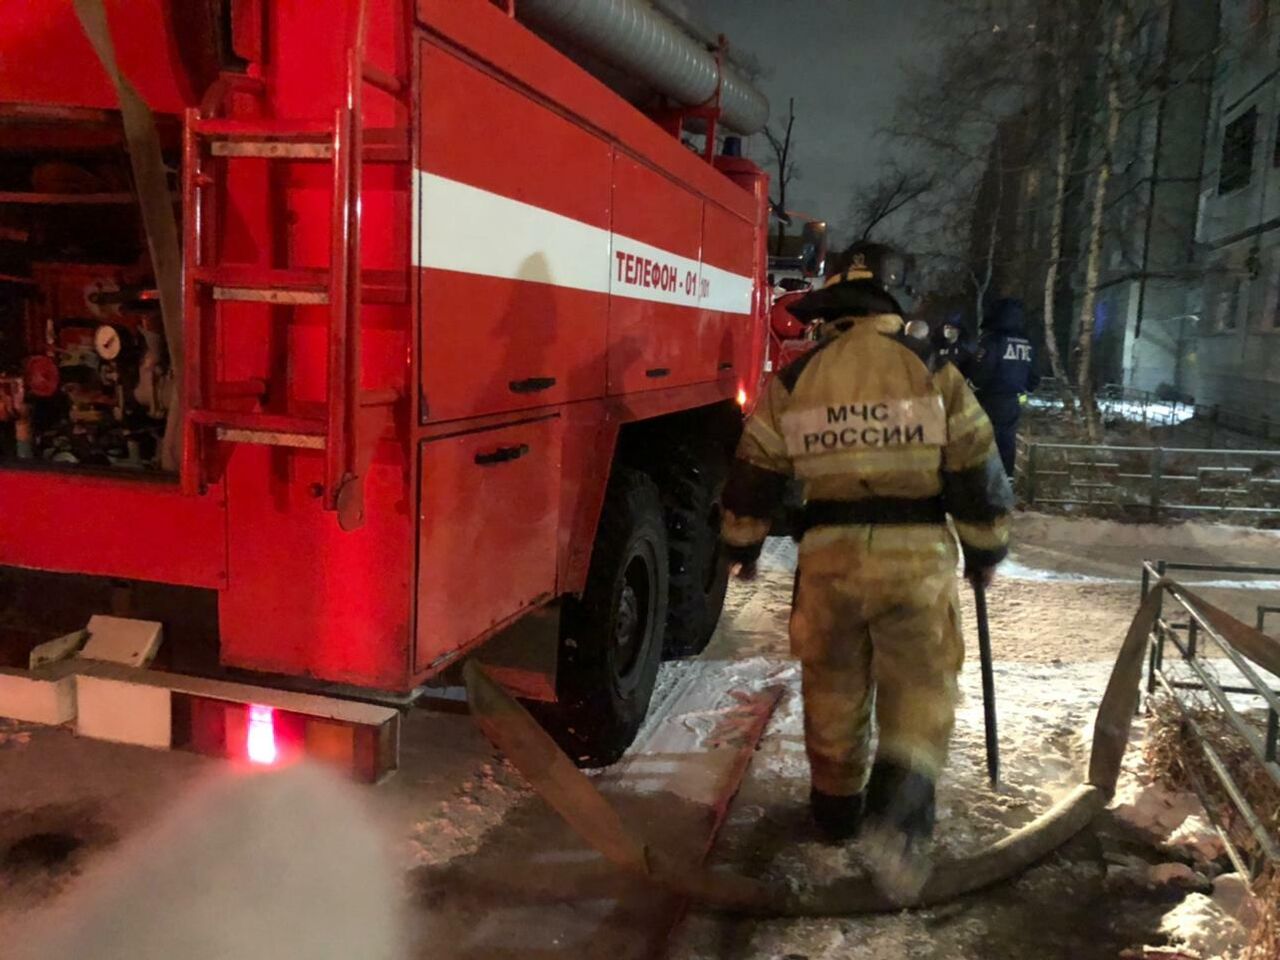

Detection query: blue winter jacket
xmin=967 ymin=298 xmax=1041 ymax=401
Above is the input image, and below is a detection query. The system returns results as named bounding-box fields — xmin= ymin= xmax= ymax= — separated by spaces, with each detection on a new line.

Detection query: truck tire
xmin=535 ymin=469 xmax=668 ymax=767
xmin=658 ymin=443 xmax=730 ymax=659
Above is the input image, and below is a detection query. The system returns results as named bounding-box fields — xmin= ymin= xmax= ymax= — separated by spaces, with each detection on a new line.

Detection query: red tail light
xmin=246 ymin=704 xmax=278 ymax=765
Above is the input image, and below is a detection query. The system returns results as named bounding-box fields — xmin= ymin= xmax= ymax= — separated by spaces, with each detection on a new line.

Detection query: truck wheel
xmin=658 ymin=444 xmax=730 ymax=659
xmin=535 ymin=469 xmax=668 ymax=768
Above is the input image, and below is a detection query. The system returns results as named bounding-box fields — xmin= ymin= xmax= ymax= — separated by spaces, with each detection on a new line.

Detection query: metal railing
xmin=1023 ymin=443 xmax=1280 ymax=519
xmin=1142 ymin=561 xmax=1280 ymax=874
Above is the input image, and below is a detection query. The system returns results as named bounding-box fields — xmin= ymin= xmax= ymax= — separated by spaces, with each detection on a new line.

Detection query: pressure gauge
xmin=94 ymin=324 xmax=122 ymax=361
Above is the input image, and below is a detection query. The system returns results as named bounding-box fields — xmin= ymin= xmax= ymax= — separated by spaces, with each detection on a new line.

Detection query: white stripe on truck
xmin=414 ymin=171 xmax=754 ymax=315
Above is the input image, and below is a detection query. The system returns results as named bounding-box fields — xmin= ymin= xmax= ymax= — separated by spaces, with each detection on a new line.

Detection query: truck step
xmin=194 ymin=118 xmax=334 ymax=138
xmin=197 ymin=119 xmax=408 ymax=163
xmin=190 ymin=410 xmax=328 ymax=450
xmin=193 ymin=265 xmax=408 ymax=305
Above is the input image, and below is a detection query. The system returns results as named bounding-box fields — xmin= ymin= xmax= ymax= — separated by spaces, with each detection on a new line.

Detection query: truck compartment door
xmin=700 ymin=203 xmax=758 ymax=387
xmin=415 ymin=416 xmax=562 ymax=673
xmin=416 ymin=41 xmax=611 ymax=423
xmin=607 ymin=155 xmax=708 ymax=393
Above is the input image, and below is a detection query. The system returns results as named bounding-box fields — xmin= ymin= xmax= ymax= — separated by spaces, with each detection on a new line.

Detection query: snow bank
xmin=1111 ymin=780 xmax=1205 ymax=838
xmin=1160 ymin=889 xmax=1250 ymax=960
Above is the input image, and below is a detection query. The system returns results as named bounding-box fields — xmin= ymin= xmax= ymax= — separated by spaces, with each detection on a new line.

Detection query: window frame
xmin=1220 ymin=105 xmax=1259 ymax=195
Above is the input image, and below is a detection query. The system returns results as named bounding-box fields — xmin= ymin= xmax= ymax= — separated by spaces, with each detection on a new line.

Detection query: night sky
xmin=694 ymin=1 xmax=943 ymax=242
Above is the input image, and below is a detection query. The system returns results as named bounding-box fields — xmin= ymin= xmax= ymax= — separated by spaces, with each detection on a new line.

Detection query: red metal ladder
xmin=181 ymin=41 xmax=407 ymax=531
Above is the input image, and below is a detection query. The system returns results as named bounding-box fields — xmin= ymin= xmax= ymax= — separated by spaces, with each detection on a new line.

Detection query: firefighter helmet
xmin=787 ymin=241 xmax=917 ymax=322
xmin=823 ymin=241 xmax=912 ymax=295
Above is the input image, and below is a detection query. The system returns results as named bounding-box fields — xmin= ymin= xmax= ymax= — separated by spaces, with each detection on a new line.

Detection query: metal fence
xmin=1143 ymin=561 xmax=1280 ymax=874
xmin=1022 ymin=443 xmax=1280 ymax=520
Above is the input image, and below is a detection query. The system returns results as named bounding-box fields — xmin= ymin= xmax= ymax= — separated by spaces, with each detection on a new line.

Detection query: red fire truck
xmin=0 ymin=0 xmax=774 ymax=767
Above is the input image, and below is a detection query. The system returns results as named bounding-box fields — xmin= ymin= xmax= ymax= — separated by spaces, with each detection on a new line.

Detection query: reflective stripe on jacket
xmin=721 ymin=313 xmax=1013 ymax=572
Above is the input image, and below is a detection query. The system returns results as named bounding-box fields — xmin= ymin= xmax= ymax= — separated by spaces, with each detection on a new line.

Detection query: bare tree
xmin=1040 ymin=7 xmax=1081 ymax=409
xmin=847 ymin=163 xmax=935 ymax=243
xmin=764 ymin=97 xmax=798 ymax=257
xmin=972 ymin=132 xmax=1005 ymax=324
xmin=1075 ymin=7 xmax=1128 ymax=440
xmin=882 ymin=1 xmax=1044 ymax=320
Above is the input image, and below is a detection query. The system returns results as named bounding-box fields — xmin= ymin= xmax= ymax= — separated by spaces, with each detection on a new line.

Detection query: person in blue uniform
xmin=967 ymin=298 xmax=1039 ymax=478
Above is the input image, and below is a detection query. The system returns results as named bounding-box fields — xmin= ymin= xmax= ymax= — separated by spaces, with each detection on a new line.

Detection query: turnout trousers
xmin=792 ymin=526 xmax=965 ymax=797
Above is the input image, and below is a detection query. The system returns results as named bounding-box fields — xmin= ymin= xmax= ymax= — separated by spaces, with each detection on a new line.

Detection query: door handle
xmin=474 ymin=443 xmax=530 ymax=466
xmin=509 ymin=377 xmax=557 ymax=394
xmin=645 ymin=367 xmax=670 ymax=379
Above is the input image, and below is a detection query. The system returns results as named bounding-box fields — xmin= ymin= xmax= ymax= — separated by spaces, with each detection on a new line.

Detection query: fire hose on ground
xmin=463 ymin=579 xmax=1280 ymax=916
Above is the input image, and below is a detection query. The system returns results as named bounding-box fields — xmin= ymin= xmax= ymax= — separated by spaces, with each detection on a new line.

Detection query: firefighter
xmin=720 ymin=242 xmax=1012 ymax=902
xmin=968 ymin=298 xmax=1040 ymax=478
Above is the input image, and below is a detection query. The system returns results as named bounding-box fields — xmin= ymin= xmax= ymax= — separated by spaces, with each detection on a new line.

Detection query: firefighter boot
xmin=809 ymin=788 xmax=865 ymax=844
xmin=860 ymin=760 xmax=937 ymax=904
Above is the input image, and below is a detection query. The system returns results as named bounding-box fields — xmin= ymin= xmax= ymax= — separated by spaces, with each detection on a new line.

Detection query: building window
xmin=1220 ymin=107 xmax=1258 ymax=194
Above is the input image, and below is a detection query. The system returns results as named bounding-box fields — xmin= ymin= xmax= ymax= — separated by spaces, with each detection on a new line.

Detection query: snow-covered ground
xmin=1026 ymin=395 xmax=1198 ymax=427
xmin=0 ymin=513 xmax=1275 ymax=958
xmin=683 ymin=517 xmax=1275 ymax=960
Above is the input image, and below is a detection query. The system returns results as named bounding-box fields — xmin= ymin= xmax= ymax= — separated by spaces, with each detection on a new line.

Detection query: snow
xmin=1111 ymin=781 xmax=1206 ymax=838
xmin=1100 ymin=399 xmax=1198 ymax=426
xmin=1000 ymin=558 xmax=1122 ymax=584
xmin=1160 ymin=892 xmax=1250 ymax=960
xmin=406 ymin=756 xmax=526 ymax=867
xmin=1026 ymin=395 xmax=1198 ymax=426
xmin=1165 ymin=816 xmax=1228 ymax=867
xmin=1000 ymin=558 xmax=1280 ymax=590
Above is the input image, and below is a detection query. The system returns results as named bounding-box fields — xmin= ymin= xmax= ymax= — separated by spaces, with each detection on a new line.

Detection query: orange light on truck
xmin=736 ymin=388 xmax=748 ymax=407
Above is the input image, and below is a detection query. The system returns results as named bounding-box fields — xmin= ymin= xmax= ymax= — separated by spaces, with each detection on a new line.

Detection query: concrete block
xmin=0 ymin=665 xmax=77 ymax=725
xmin=80 ymin=615 xmax=163 ymax=667
xmin=76 ymin=673 xmax=171 ymax=748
